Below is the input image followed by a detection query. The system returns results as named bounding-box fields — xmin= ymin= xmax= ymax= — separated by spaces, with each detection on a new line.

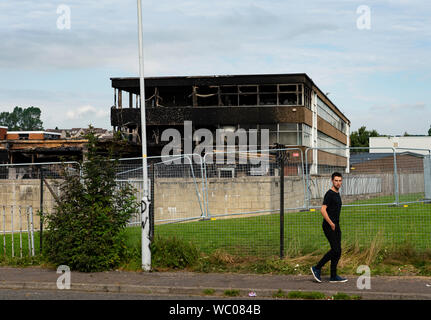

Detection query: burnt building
xmin=0 ymin=130 xmax=86 ymax=164
xmin=110 ymin=73 xmax=350 ymax=173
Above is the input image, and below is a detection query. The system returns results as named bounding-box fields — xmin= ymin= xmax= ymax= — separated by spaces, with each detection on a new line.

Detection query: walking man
xmin=311 ymin=172 xmax=348 ymax=283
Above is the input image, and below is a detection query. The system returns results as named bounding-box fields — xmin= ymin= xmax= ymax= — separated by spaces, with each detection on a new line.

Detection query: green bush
xmin=151 ymin=236 xmax=200 ymax=269
xmin=43 ymin=129 xmax=138 ymax=272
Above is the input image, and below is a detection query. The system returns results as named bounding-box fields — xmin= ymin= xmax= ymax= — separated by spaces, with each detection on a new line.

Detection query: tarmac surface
xmin=0 ymin=267 xmax=430 ymax=300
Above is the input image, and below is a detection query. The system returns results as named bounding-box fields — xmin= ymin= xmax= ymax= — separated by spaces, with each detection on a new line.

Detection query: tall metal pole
xmin=137 ymin=0 xmax=151 ymax=271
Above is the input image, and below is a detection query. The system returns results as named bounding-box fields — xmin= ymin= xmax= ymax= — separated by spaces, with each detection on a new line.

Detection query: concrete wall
xmin=147 ymin=176 xmax=306 ymax=221
xmin=0 ymin=179 xmax=60 ymax=232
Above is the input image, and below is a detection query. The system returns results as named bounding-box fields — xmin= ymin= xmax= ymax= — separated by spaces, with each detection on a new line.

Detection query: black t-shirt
xmin=322 ymin=189 xmax=342 ymax=223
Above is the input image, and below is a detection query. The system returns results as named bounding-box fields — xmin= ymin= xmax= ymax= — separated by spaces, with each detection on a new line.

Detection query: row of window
xmin=217 ymin=123 xmax=312 ymax=147
xmin=217 ymin=123 xmax=345 ymax=157
xmin=142 ymin=84 xmax=307 ymax=108
xmin=316 ymin=97 xmax=347 ymax=134
xmin=317 ymin=131 xmax=346 ymax=157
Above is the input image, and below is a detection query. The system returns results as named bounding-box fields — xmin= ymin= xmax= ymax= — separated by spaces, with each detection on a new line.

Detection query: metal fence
xmin=140 ymin=147 xmax=431 ymax=258
xmin=1 ymin=147 xmax=430 ymax=259
xmin=0 ymin=161 xmax=81 ymax=257
xmin=1 ymin=205 xmax=36 ymax=257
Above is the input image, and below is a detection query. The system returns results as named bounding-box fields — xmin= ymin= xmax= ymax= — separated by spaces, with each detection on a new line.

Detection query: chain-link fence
xmin=288 ymin=147 xmax=431 ymax=257
xmin=1 ymin=147 xmax=430 ymax=260
xmin=0 ymin=161 xmax=81 ymax=257
xmin=151 ymin=147 xmax=431 ymax=258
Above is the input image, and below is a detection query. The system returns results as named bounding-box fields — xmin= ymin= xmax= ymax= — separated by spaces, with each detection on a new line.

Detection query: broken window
xmin=259 ymin=85 xmax=277 ymax=93
xmin=279 ymin=85 xmax=297 ymax=92
xmin=238 ymin=85 xmax=258 ymax=106
xmin=221 ymin=94 xmax=238 ymax=106
xmin=304 ymin=86 xmax=311 ymax=109
xmin=220 ymin=86 xmax=238 ymax=94
xmin=279 ymin=93 xmax=298 ymax=105
xmin=239 ymin=85 xmax=257 ymax=93
xmin=196 ymin=86 xmax=219 ymax=106
xmin=158 ymin=86 xmax=192 ymax=107
xmin=259 ymin=84 xmax=278 ymax=105
xmin=220 ymin=86 xmax=238 ymax=106
xmin=259 ymin=94 xmax=277 ymax=105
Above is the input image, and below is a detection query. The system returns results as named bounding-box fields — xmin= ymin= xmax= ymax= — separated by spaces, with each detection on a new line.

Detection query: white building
xmin=370 ymin=136 xmax=431 ymax=155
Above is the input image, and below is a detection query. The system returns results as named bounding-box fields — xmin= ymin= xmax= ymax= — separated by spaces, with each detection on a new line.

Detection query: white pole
xmin=137 ymin=0 xmax=151 ymax=271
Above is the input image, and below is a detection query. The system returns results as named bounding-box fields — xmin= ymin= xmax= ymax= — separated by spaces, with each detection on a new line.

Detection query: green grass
xmin=124 ymin=193 xmax=431 ymax=258
xmin=0 ymin=231 xmax=40 ymax=259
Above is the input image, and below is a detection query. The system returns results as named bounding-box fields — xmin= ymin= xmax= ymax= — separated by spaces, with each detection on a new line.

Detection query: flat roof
xmin=110 ymin=73 xmax=350 ymax=124
xmin=7 ymin=131 xmax=61 ymax=135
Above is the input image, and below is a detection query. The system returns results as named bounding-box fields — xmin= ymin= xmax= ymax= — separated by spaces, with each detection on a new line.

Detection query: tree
xmin=0 ymin=106 xmax=43 ymax=130
xmin=350 ymin=126 xmax=379 ymax=152
xmin=43 ymin=128 xmax=138 ymax=272
xmin=428 ymin=126 xmax=431 ymax=136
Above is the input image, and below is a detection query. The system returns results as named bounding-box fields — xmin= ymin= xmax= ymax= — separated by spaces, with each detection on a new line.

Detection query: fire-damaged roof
xmin=110 ymin=73 xmax=350 ymax=124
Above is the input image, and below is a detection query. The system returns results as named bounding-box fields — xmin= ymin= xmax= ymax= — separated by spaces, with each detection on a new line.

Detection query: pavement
xmin=0 ymin=267 xmax=431 ymax=300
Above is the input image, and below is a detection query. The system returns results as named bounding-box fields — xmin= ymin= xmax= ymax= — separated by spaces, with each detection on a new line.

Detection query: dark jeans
xmin=315 ymin=221 xmax=341 ymax=278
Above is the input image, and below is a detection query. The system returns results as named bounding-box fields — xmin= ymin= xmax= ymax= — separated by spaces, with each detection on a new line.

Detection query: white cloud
xmin=66 ymin=105 xmax=109 ymax=120
xmin=1 ymin=0 xmax=431 ymax=135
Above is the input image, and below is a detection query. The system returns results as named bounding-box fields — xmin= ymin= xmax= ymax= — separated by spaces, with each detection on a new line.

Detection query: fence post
xmin=11 ymin=205 xmax=14 ymax=258
xmin=279 ymin=156 xmax=285 ymax=259
xmin=305 ymin=148 xmax=311 ymax=210
xmin=39 ymin=166 xmax=44 ymax=253
xmin=2 ymin=206 xmax=5 ymax=257
xmin=30 ymin=206 xmax=35 ymax=257
xmin=203 ymin=154 xmax=210 ymax=219
xmin=19 ymin=206 xmax=22 ymax=258
xmin=27 ymin=207 xmax=31 ymax=257
xmin=393 ymin=148 xmax=400 ymax=205
xmin=276 ymin=146 xmax=288 ymax=259
xmin=150 ymin=163 xmax=154 ymax=242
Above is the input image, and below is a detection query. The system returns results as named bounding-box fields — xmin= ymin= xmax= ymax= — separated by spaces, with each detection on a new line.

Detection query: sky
xmin=0 ymin=0 xmax=430 ymax=135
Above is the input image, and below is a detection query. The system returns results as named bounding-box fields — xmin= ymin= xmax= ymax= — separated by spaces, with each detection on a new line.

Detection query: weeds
xmin=332 ymin=292 xmax=362 ymax=300
xmin=287 ymin=291 xmax=326 ymax=300
xmin=224 ymin=289 xmax=240 ymax=297
xmin=203 ymin=289 xmax=215 ymax=295
xmin=272 ymin=289 xmax=287 ymax=298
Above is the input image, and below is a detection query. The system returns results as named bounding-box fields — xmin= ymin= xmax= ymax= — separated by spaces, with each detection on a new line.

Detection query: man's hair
xmin=331 ymin=172 xmax=342 ymax=180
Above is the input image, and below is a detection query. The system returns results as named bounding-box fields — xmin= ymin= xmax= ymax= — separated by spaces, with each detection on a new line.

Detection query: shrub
xmin=151 ymin=236 xmax=200 ymax=269
xmin=43 ymin=129 xmax=138 ymax=272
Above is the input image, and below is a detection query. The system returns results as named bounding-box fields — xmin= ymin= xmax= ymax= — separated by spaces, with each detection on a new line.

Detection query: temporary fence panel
xmin=1 ymin=205 xmax=36 ymax=258
xmin=116 ymin=154 xmax=205 ymax=226
xmin=284 ymin=146 xmax=431 ymax=257
xmin=153 ymin=148 xmax=306 ymax=257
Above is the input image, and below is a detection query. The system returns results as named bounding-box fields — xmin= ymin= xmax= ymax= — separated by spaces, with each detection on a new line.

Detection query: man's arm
xmin=321 ymin=205 xmax=335 ymax=231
